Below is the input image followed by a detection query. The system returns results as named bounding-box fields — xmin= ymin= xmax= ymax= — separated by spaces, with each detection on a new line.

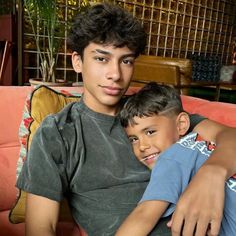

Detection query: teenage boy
xmin=16 ymin=3 xmax=236 ymax=236
xmin=116 ymin=82 xmax=236 ymax=236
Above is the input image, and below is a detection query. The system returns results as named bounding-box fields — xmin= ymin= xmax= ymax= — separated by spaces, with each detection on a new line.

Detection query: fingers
xmin=170 ymin=164 xmax=225 ymax=236
xmin=166 ymin=217 xmax=172 ymax=228
xmin=170 ymin=210 xmax=184 ymax=236
xmin=194 ymin=217 xmax=211 ymax=236
xmin=171 ymin=213 xmax=222 ymax=236
xmin=171 ymin=213 xmax=198 ymax=236
xmin=182 ymin=218 xmax=197 ymax=236
xmin=206 ymin=219 xmax=222 ymax=236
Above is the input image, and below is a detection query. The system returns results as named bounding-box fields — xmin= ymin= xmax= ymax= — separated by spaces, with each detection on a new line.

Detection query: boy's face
xmin=125 ymin=115 xmax=180 ymax=169
xmin=72 ymin=42 xmax=136 ymax=115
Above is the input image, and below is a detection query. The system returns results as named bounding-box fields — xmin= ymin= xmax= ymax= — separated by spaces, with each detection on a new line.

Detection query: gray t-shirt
xmin=17 ymin=98 xmax=203 ymax=235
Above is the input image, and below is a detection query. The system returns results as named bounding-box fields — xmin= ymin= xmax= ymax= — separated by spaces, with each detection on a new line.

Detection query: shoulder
xmin=44 ymin=102 xmax=83 ymax=127
xmin=34 ymin=102 xmax=83 ymax=142
xmin=157 ymin=134 xmax=200 ymax=167
xmin=188 ymin=114 xmax=207 ymax=132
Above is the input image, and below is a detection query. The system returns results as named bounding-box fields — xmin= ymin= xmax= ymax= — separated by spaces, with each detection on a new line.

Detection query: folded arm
xmin=25 ymin=193 xmax=60 ymax=236
xmin=170 ymin=119 xmax=236 ymax=236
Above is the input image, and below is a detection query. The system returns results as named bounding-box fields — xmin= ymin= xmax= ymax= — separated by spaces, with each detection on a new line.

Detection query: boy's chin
xmin=145 ymin=162 xmax=156 ymax=170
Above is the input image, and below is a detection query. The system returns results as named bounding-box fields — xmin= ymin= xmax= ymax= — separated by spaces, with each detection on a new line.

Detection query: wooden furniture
xmin=132 ymin=61 xmax=181 ymax=90
xmin=136 ymin=55 xmax=192 ymax=86
xmin=132 ymin=55 xmax=236 ymax=101
xmin=0 ymin=40 xmax=12 ymax=84
xmin=186 ymin=81 xmax=236 ymax=101
xmin=215 ymin=82 xmax=236 ymax=101
xmin=0 ymin=14 xmax=16 ymax=85
xmin=132 ymin=55 xmax=192 ymax=94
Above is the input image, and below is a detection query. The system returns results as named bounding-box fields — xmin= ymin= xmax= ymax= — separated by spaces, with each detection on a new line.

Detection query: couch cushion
xmin=0 ymin=146 xmax=19 ymax=211
xmin=181 ymin=95 xmax=236 ymax=127
xmin=9 ymin=85 xmax=81 ymax=224
xmin=0 ymin=87 xmax=32 ymax=147
xmin=0 ymin=87 xmax=33 ymax=212
xmin=0 ymin=210 xmax=25 ymax=236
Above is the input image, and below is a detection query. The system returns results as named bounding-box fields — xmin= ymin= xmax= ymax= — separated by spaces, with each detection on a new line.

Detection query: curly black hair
xmin=68 ymin=3 xmax=147 ymax=58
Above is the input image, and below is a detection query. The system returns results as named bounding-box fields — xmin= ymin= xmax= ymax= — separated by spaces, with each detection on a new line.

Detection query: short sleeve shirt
xmin=141 ymin=133 xmax=236 ymax=236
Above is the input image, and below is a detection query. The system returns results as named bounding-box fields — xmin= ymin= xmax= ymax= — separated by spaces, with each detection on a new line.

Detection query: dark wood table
xmin=183 ymin=81 xmax=236 ymax=101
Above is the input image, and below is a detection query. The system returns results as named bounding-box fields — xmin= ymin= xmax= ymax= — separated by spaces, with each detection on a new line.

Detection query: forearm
xmin=194 ymin=119 xmax=236 ymax=179
xmin=116 ymin=201 xmax=168 ymax=236
xmin=201 ymin=127 xmax=236 ymax=180
xmin=116 ymin=219 xmax=152 ymax=235
xmin=171 ymin=122 xmax=236 ymax=236
xmin=116 ymin=211 xmax=154 ymax=236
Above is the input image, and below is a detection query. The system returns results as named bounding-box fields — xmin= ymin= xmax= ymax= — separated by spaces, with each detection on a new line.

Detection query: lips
xmin=140 ymin=153 xmax=160 ymax=165
xmin=101 ymin=86 xmax=123 ymax=96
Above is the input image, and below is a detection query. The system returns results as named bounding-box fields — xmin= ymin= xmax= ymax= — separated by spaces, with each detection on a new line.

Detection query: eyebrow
xmin=92 ymin=49 xmax=136 ymax=58
xmin=140 ymin=125 xmax=157 ymax=133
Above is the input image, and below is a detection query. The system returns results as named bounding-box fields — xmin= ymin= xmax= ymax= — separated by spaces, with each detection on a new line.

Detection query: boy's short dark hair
xmin=120 ymin=82 xmax=184 ymax=127
xmin=68 ymin=3 xmax=147 ymax=58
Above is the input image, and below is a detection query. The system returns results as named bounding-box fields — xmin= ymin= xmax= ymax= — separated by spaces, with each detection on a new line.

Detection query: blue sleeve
xmin=140 ymin=144 xmax=199 ymax=217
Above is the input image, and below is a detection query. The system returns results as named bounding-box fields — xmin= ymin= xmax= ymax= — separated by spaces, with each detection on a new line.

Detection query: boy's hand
xmin=168 ymin=165 xmax=225 ymax=236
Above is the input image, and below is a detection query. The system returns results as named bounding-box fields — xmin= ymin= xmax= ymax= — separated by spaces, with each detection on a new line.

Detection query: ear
xmin=72 ymin=52 xmax=82 ymax=73
xmin=176 ymin=112 xmax=190 ymax=136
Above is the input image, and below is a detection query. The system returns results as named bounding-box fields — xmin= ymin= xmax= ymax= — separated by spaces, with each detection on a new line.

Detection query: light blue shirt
xmin=141 ymin=132 xmax=236 ymax=236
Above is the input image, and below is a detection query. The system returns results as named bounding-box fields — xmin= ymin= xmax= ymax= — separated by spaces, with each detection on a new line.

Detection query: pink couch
xmin=1 ymin=86 xmax=236 ymax=236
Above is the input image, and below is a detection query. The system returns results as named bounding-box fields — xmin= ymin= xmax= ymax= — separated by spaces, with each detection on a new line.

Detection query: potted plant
xmin=24 ymin=0 xmax=72 ymax=86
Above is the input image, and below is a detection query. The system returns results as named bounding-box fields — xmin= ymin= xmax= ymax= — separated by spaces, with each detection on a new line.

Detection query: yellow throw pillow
xmin=9 ymin=85 xmax=81 ymax=224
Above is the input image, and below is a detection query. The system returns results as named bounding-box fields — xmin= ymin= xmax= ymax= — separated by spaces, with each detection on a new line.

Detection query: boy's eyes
xmin=128 ymin=136 xmax=138 ymax=144
xmin=128 ymin=130 xmax=157 ymax=144
xmin=146 ymin=130 xmax=156 ymax=135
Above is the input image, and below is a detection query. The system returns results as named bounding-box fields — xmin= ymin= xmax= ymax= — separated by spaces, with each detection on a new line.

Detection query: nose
xmin=139 ymin=138 xmax=151 ymax=152
xmin=105 ymin=61 xmax=121 ymax=81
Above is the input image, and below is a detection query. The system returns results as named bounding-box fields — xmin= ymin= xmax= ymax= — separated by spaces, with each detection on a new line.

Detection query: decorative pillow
xmin=220 ymin=65 xmax=236 ymax=82
xmin=9 ymin=85 xmax=81 ymax=224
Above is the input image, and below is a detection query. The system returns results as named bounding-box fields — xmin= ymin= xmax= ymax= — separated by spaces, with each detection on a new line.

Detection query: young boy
xmin=116 ymin=82 xmax=236 ymax=236
xmin=16 ymin=3 xmax=236 ymax=236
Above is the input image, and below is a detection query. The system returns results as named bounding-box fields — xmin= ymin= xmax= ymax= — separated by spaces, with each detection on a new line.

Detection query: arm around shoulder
xmin=25 ymin=193 xmax=60 ymax=236
xmin=193 ymin=119 xmax=236 ymax=178
xmin=170 ymin=119 xmax=236 ymax=236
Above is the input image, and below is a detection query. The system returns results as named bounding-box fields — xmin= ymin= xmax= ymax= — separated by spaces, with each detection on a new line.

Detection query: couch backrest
xmin=181 ymin=95 xmax=236 ymax=127
xmin=0 ymin=86 xmax=32 ymax=147
xmin=1 ymin=86 xmax=236 ymax=147
xmin=0 ymin=86 xmax=92 ymax=146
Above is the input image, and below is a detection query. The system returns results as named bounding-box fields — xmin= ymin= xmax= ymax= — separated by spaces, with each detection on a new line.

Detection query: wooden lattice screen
xmin=22 ymin=0 xmax=236 ymax=84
